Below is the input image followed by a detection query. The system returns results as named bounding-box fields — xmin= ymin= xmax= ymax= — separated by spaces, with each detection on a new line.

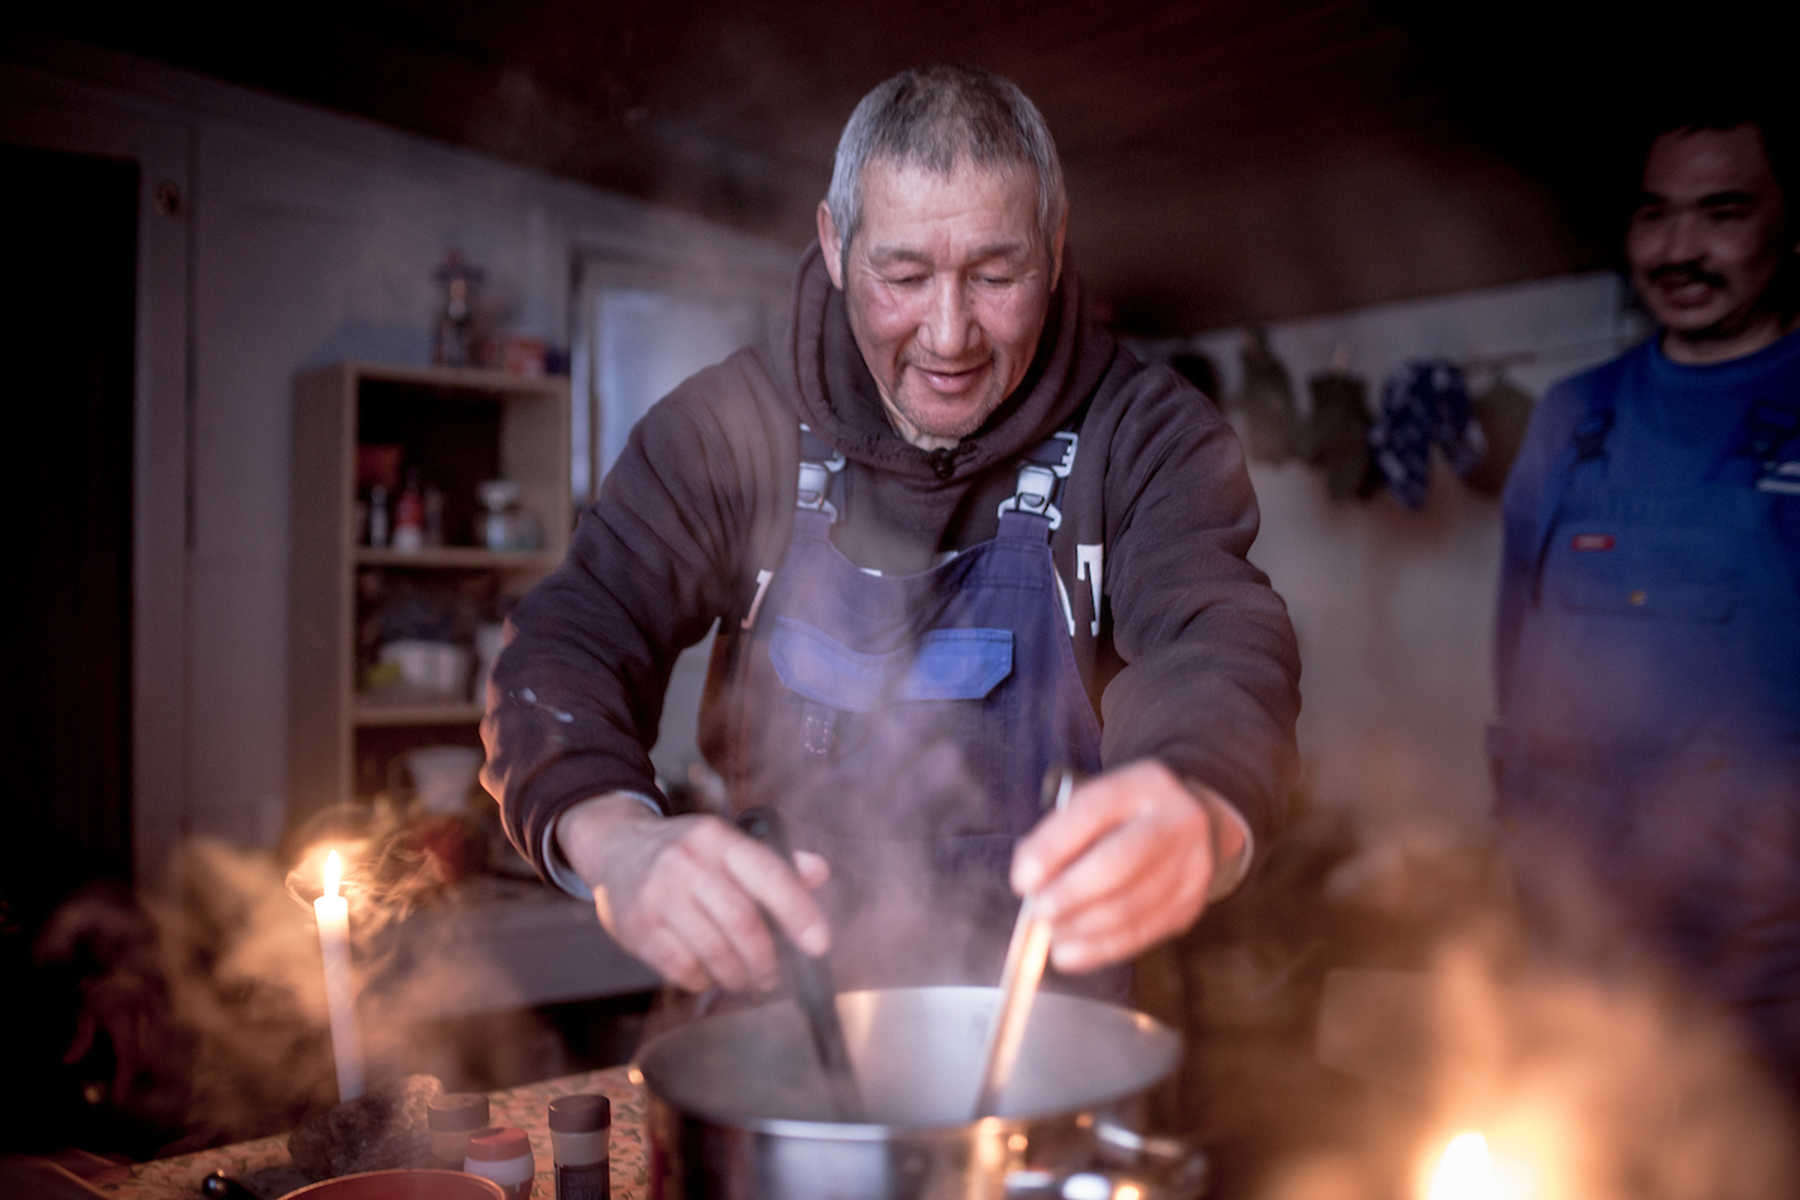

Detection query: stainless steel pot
xmin=635 ymin=985 xmax=1209 ymax=1199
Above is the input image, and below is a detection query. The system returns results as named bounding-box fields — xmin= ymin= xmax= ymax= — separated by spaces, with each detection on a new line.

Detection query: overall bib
xmin=1495 ymin=384 xmax=1800 ymax=1073
xmin=722 ymin=427 xmax=1106 ymax=993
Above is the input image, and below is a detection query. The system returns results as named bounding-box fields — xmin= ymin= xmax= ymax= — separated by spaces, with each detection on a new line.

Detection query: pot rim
xmin=632 ymin=984 xmax=1180 ymax=1138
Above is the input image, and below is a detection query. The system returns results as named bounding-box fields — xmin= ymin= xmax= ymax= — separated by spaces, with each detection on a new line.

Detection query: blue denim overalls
xmin=1495 ymin=369 xmax=1800 ymax=1075
xmin=719 ymin=425 xmax=1105 ymax=992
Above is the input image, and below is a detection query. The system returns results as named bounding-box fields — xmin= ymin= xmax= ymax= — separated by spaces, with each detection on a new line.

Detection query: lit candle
xmin=314 ymin=850 xmax=364 ymax=1102
xmin=1427 ymin=1130 xmax=1501 ymax=1200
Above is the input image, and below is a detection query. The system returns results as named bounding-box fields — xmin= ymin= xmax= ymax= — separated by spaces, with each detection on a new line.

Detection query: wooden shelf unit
xmin=288 ymin=361 xmax=571 ymax=829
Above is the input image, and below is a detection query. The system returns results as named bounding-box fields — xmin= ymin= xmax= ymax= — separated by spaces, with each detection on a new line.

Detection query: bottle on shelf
xmin=367 ymin=485 xmax=390 ymax=548
xmin=424 ymin=483 xmax=445 ymax=548
xmin=392 ymin=470 xmax=425 ymax=552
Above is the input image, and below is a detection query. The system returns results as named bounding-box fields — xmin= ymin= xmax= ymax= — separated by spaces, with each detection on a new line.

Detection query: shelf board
xmin=356 ymin=547 xmax=561 ymax=570
xmin=354 ymin=700 xmax=485 ymax=727
xmin=344 ymin=361 xmax=569 ymax=396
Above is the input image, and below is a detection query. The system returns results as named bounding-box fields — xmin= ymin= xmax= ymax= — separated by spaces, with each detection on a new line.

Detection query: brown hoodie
xmin=482 ymin=246 xmax=1301 ymax=878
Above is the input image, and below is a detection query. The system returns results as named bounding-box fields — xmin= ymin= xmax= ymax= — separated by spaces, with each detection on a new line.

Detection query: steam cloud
xmin=25 ymin=823 xmax=569 ymax=1158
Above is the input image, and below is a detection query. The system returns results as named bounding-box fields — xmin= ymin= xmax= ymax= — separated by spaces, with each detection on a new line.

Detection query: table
xmin=87 ymin=1065 xmax=648 ymax=1200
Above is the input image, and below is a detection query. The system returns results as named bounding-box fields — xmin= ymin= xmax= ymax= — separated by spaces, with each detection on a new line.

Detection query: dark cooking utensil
xmin=735 ymin=806 xmax=866 ymax=1122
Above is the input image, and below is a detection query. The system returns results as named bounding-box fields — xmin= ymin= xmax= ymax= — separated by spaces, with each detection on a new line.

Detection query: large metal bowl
xmin=636 ymin=985 xmax=1203 ymax=1199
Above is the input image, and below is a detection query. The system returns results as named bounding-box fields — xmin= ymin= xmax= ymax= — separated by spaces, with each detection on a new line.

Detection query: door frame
xmin=2 ymin=66 xmax=192 ymax=885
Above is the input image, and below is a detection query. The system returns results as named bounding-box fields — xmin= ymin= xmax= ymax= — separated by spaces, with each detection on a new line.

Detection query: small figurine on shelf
xmin=431 ymin=251 xmax=485 ymax=368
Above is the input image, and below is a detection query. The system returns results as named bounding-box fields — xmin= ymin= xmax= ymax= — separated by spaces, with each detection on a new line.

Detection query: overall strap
xmin=740 ymin=422 xmax=842 ymax=630
xmin=997 ymin=430 xmax=1079 ymax=540
xmin=795 ymin=422 xmax=847 ymax=530
xmin=1528 ymin=388 xmax=1617 ymax=601
xmin=1740 ymin=398 xmax=1800 ymax=595
xmin=1743 ymin=399 xmax=1800 ymax=495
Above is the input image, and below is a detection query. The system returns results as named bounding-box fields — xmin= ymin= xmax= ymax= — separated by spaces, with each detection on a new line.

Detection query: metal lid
xmin=548 ymin=1093 xmax=611 ymax=1132
xmin=427 ymin=1092 xmax=491 ymax=1132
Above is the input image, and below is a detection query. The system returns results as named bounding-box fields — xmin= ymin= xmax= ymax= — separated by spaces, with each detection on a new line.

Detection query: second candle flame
xmin=1428 ymin=1131 xmax=1502 ymax=1200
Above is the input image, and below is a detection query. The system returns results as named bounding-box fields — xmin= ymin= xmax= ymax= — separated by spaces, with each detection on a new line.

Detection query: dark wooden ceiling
xmin=45 ymin=3 xmax=1704 ymax=334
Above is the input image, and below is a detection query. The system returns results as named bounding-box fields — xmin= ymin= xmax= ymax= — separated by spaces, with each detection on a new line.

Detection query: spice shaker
xmin=465 ymin=1124 xmax=535 ymax=1200
xmin=427 ymin=1092 xmax=490 ymax=1170
xmin=548 ymin=1093 xmax=611 ymax=1200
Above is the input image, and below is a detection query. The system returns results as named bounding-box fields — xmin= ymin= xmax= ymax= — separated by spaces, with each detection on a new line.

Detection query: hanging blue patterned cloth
xmin=1368 ymin=358 xmax=1488 ymax=509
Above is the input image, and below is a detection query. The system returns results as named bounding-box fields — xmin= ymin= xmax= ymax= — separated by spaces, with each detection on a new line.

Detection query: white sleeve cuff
xmin=1203 ymin=794 xmax=1255 ymax=901
xmin=542 ymin=792 xmax=663 ymax=901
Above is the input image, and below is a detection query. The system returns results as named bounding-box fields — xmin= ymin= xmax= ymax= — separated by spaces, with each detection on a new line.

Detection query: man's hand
xmin=1009 ymin=760 xmax=1245 ymax=973
xmin=557 ymin=794 xmax=831 ymax=993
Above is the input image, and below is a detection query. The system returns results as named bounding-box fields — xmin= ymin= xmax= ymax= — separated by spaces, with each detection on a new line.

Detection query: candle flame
xmin=1428 ymin=1131 xmax=1501 ymax=1200
xmin=323 ymin=849 xmax=342 ymax=900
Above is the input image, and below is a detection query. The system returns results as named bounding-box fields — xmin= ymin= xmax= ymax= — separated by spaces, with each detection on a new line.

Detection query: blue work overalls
xmin=721 ymin=427 xmax=1106 ymax=993
xmin=1495 ymin=374 xmax=1800 ymax=1078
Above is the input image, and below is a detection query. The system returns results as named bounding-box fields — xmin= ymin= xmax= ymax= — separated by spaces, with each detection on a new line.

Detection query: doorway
xmin=0 ymin=75 xmax=192 ymax=885
xmin=4 ymin=142 xmax=138 ymax=880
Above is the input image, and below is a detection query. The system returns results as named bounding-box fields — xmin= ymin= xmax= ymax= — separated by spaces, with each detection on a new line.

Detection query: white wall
xmin=1145 ymin=274 xmax=1650 ymax=849
xmin=3 ymin=40 xmax=1660 ymax=858
xmin=5 ymin=42 xmax=799 ymax=852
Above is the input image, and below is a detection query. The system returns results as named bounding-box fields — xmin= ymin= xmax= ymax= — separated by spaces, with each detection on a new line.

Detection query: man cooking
xmin=1492 ymin=100 xmax=1800 ymax=1084
xmin=482 ymin=64 xmax=1301 ymax=997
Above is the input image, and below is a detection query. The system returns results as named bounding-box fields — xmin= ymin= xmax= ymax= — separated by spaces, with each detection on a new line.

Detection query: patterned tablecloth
xmin=87 ymin=1065 xmax=648 ymax=1200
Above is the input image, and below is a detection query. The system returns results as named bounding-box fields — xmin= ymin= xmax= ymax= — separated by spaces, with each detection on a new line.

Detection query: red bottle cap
xmin=465 ymin=1125 xmax=532 ymax=1161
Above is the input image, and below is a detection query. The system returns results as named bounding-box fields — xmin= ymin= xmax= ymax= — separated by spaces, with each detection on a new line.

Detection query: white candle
xmin=1427 ymin=1130 xmax=1502 ymax=1200
xmin=314 ymin=850 xmax=364 ymax=1102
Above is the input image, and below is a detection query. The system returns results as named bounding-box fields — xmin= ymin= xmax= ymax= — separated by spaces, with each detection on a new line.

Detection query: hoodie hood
xmin=781 ymin=242 xmax=1117 ymax=481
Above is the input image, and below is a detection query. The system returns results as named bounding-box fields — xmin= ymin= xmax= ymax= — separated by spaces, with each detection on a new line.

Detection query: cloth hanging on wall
xmin=1302 ymin=370 xmax=1379 ymax=501
xmin=1462 ymin=373 xmax=1536 ymax=496
xmin=1368 ymin=359 xmax=1487 ymax=510
xmin=1232 ymin=327 xmax=1299 ymax=463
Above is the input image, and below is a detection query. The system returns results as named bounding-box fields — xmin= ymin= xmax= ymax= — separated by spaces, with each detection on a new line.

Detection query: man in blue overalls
xmin=483 ymin=66 xmax=1301 ymax=999
xmin=1493 ymin=103 xmax=1800 ymax=1087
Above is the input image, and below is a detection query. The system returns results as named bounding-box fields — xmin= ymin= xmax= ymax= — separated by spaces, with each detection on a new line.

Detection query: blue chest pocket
xmin=769 ymin=618 xmax=1013 ymax=711
xmin=1547 ymin=528 xmax=1738 ymax=623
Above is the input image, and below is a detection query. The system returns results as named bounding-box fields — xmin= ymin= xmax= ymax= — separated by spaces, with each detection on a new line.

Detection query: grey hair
xmin=825 ymin=64 xmax=1067 ymax=276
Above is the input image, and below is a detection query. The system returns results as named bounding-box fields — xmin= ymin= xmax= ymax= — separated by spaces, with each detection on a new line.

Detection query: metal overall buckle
xmin=998 ymin=431 xmax=1078 ymax=530
xmin=796 ymin=437 xmax=846 ymax=520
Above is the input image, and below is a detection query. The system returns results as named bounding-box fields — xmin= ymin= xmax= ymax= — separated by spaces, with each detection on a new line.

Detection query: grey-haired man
xmin=483 ymin=64 xmax=1300 ymax=997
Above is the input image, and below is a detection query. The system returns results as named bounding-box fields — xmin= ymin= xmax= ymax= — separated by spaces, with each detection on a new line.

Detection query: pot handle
xmin=1003 ymin=1118 xmax=1211 ymax=1199
xmin=1092 ymin=1115 xmax=1211 ymax=1194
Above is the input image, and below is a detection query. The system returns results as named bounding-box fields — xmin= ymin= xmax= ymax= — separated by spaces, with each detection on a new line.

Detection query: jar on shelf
xmin=477 ymin=480 xmax=541 ymax=551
